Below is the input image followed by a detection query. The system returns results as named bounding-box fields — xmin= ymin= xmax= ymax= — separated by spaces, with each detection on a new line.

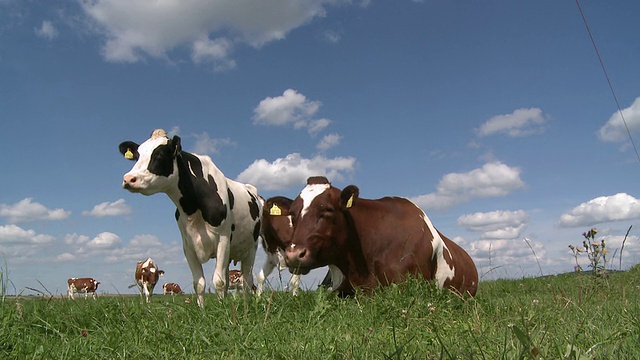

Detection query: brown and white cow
xmin=228 ymin=269 xmax=257 ymax=292
xmin=119 ymin=129 xmax=262 ymax=307
xmin=133 ymin=257 xmax=165 ymax=303
xmin=258 ymin=196 xmax=343 ymax=295
xmin=284 ymin=176 xmax=478 ymax=297
xmin=163 ymin=282 xmax=183 ymax=295
xmin=67 ymin=277 xmax=100 ymax=300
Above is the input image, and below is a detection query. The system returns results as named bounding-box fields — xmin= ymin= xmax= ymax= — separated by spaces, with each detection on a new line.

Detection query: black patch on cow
xmin=253 ymin=221 xmax=261 ymax=242
xmin=176 ymin=151 xmax=227 ymax=227
xmin=227 ymin=188 xmax=235 ymax=210
xmin=247 ymin=192 xmax=260 ymax=220
xmin=147 ymin=143 xmax=175 ymax=177
xmin=174 ymin=208 xmax=180 ymax=221
xmin=231 ymin=224 xmax=236 ymax=232
xmin=119 ymin=141 xmax=140 ymax=160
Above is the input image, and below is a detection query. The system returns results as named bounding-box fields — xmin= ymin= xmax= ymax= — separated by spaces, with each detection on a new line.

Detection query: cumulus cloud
xmin=83 ymin=199 xmax=131 ymax=217
xmin=129 ymin=234 xmax=163 ymax=248
xmin=80 ymin=232 xmax=122 ymax=253
xmin=597 ymin=97 xmax=640 ymax=143
xmin=558 ymin=193 xmax=640 ymax=228
xmin=253 ymin=89 xmax=331 ymax=134
xmin=0 ymin=224 xmax=56 ymax=245
xmin=35 ymin=20 xmax=58 ymax=40
xmin=317 ymin=133 xmax=342 ymax=151
xmin=236 ymin=152 xmax=356 ymax=191
xmin=469 ymin=238 xmax=547 ymax=277
xmin=0 ymin=198 xmax=70 ymax=223
xmin=457 ymin=210 xmax=529 ymax=240
xmin=79 ymin=1 xmax=334 ymax=65
xmin=476 ymin=107 xmax=549 ymax=137
xmin=191 ymin=132 xmax=235 ymax=155
xmin=411 ymin=162 xmax=525 ymax=211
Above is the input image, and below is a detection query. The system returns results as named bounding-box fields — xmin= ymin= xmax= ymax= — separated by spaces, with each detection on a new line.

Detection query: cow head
xmin=285 ymin=176 xmax=359 ymax=275
xmin=119 ymin=129 xmax=181 ymax=195
xmin=262 ymin=196 xmax=294 ymax=252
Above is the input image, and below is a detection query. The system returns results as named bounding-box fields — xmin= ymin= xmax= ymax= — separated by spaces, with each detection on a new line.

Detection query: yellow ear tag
xmin=346 ymin=194 xmax=354 ymax=208
xmin=269 ymin=204 xmax=282 ymax=216
xmin=124 ymin=149 xmax=134 ymax=160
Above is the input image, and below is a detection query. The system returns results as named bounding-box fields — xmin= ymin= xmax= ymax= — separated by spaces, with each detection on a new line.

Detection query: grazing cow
xmin=119 ymin=129 xmax=262 ymax=307
xmin=284 ymin=176 xmax=478 ymax=297
xmin=258 ymin=196 xmax=343 ymax=295
xmin=133 ymin=257 xmax=165 ymax=303
xmin=67 ymin=277 xmax=100 ymax=300
xmin=163 ymin=282 xmax=183 ymax=295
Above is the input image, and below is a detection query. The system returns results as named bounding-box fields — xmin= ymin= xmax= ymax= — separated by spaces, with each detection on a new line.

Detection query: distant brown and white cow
xmin=163 ymin=282 xmax=183 ymax=295
xmin=284 ymin=176 xmax=479 ymax=297
xmin=228 ymin=269 xmax=257 ymax=292
xmin=258 ymin=196 xmax=343 ymax=295
xmin=67 ymin=277 xmax=100 ymax=300
xmin=133 ymin=257 xmax=165 ymax=303
xmin=119 ymin=129 xmax=262 ymax=307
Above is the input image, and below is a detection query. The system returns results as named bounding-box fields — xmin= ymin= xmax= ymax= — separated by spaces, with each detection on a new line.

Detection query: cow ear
xmin=171 ymin=135 xmax=182 ymax=156
xmin=119 ymin=141 xmax=139 ymax=161
xmin=340 ymin=185 xmax=359 ymax=209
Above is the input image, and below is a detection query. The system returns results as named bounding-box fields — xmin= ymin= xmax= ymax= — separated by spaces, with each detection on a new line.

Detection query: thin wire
xmin=576 ymin=0 xmax=640 ymax=165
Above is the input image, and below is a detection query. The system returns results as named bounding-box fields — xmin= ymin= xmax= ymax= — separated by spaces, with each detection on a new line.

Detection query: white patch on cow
xmin=150 ymin=267 xmax=156 ymax=273
xmin=300 ymin=183 xmax=330 ymax=219
xmin=417 ymin=205 xmax=456 ymax=288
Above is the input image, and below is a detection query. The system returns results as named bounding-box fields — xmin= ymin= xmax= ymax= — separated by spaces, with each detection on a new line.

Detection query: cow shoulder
xmin=175 ymin=152 xmax=227 ymax=227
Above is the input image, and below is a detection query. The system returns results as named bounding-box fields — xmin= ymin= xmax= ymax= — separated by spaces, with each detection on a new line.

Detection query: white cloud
xmin=191 ymin=37 xmax=236 ymax=72
xmin=64 ymin=233 xmax=90 ymax=245
xmin=80 ymin=232 xmax=122 ymax=252
xmin=79 ymin=1 xmax=334 ymax=65
xmin=0 ymin=198 xmax=70 ymax=223
xmin=191 ymin=132 xmax=235 ymax=155
xmin=411 ymin=162 xmax=525 ymax=211
xmin=457 ymin=210 xmax=529 ymax=240
xmin=253 ymin=89 xmax=331 ymax=134
xmin=129 ymin=234 xmax=163 ymax=248
xmin=0 ymin=224 xmax=55 ymax=245
xmin=597 ymin=97 xmax=640 ymax=143
xmin=317 ymin=133 xmax=342 ymax=151
xmin=83 ymin=199 xmax=131 ymax=217
xmin=35 ymin=20 xmax=58 ymax=40
xmin=476 ymin=107 xmax=549 ymax=137
xmin=236 ymin=152 xmax=356 ymax=191
xmin=469 ymin=238 xmax=548 ymax=278
xmin=321 ymin=29 xmax=342 ymax=43
xmin=558 ymin=193 xmax=640 ymax=228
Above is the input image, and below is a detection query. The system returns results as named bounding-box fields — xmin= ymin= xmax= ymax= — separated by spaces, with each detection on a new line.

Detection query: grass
xmin=1 ymin=266 xmax=639 ymax=359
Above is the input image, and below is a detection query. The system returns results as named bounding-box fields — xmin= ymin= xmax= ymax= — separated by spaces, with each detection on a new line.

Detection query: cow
xmin=228 ymin=269 xmax=248 ymax=292
xmin=67 ymin=277 xmax=100 ymax=300
xmin=284 ymin=176 xmax=478 ymax=297
xmin=258 ymin=196 xmax=343 ymax=295
xmin=119 ymin=129 xmax=262 ymax=307
xmin=163 ymin=282 xmax=184 ymax=295
xmin=133 ymin=257 xmax=165 ymax=303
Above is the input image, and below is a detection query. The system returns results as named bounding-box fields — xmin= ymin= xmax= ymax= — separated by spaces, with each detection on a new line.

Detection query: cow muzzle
xmin=122 ymin=174 xmax=140 ymax=192
xmin=285 ymin=244 xmax=312 ymax=275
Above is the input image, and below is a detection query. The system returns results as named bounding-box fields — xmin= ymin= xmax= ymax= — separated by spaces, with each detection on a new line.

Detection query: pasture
xmin=2 ymin=267 xmax=639 ymax=359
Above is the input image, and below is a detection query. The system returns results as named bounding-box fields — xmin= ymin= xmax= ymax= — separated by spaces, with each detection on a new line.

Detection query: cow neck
xmin=339 ymin=208 xmax=370 ymax=279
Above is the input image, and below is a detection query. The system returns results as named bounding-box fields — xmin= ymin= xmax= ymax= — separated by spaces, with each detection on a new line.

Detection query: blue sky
xmin=1 ymin=0 xmax=639 ymax=297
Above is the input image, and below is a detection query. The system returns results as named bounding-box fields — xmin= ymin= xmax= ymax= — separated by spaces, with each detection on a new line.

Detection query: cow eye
xmin=320 ymin=206 xmax=335 ymax=219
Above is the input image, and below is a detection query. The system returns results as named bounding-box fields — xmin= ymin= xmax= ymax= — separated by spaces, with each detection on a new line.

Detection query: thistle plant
xmin=568 ymin=228 xmax=609 ymax=276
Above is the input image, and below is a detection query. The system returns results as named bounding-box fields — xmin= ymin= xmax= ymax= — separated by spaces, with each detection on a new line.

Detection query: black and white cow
xmin=119 ymin=129 xmax=262 ymax=307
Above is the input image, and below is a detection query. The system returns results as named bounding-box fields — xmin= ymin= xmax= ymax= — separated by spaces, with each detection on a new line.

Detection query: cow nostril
xmin=298 ymin=249 xmax=306 ymax=260
xmin=124 ymin=175 xmax=137 ymax=184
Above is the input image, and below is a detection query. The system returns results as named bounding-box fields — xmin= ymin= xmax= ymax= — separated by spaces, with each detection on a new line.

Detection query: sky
xmin=1 ymin=0 xmax=639 ymax=297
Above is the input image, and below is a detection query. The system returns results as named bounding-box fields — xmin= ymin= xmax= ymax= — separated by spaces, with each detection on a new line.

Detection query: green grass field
xmin=2 ymin=267 xmax=639 ymax=359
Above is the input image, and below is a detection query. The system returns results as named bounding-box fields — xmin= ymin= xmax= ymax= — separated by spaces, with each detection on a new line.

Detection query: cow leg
xmin=328 ymin=265 xmax=344 ymax=291
xmin=92 ymin=291 xmax=97 ymax=300
xmin=212 ymin=236 xmax=231 ymax=297
xmin=257 ymin=252 xmax=278 ymax=296
xmin=289 ymin=274 xmax=301 ymax=296
xmin=68 ymin=285 xmax=75 ymax=300
xmin=240 ymin=245 xmax=257 ymax=294
xmin=185 ymin=251 xmax=207 ymax=307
